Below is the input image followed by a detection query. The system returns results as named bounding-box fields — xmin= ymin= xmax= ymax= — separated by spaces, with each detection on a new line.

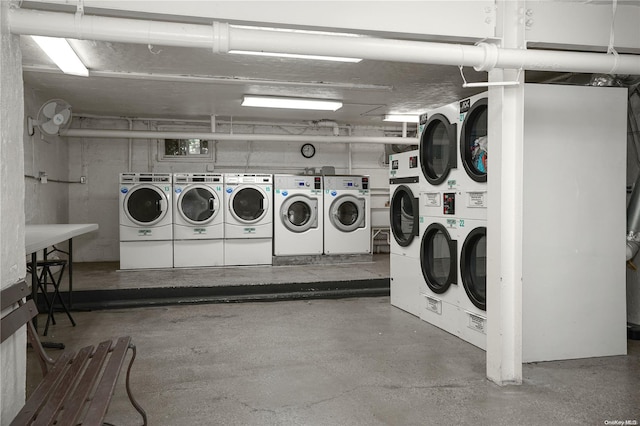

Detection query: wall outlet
xmin=38 ymin=171 xmax=47 ymax=184
xmin=80 ymin=176 xmax=87 ymax=184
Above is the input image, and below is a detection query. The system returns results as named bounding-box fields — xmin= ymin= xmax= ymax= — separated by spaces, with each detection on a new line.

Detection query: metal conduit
xmin=60 ymin=128 xmax=419 ymax=145
xmin=8 ymin=8 xmax=640 ymax=75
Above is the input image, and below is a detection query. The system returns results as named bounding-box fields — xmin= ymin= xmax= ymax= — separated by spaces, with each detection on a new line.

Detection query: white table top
xmin=25 ymin=224 xmax=99 ymax=255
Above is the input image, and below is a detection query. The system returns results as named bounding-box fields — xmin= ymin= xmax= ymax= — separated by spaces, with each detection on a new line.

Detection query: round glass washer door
xmin=460 ymin=226 xmax=487 ymax=311
xmin=124 ymin=185 xmax=169 ymax=226
xmin=329 ymin=195 xmax=365 ymax=232
xmin=390 ymin=185 xmax=419 ymax=247
xmin=280 ymin=195 xmax=318 ymax=233
xmin=420 ymin=222 xmax=457 ymax=294
xmin=460 ymin=98 xmax=488 ymax=182
xmin=419 ymin=113 xmax=457 ymax=185
xmin=228 ymin=185 xmax=269 ymax=224
xmin=178 ymin=186 xmax=220 ymax=225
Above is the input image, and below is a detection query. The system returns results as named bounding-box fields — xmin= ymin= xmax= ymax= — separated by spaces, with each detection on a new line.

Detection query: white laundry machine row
xmin=273 ymin=174 xmax=324 ymax=256
xmin=323 ymin=175 xmax=371 ymax=255
xmin=419 ymin=93 xmax=488 ymax=221
xmin=119 ymin=172 xmax=173 ymax=269
xmin=223 ymin=173 xmax=273 ymax=266
xmin=388 ymin=151 xmax=421 ymax=316
xmin=173 ymin=173 xmax=225 ymax=268
xmin=416 ymin=215 xmax=487 ymax=349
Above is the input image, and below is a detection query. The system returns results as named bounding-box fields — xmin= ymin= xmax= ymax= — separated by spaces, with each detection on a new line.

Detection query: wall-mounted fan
xmin=27 ymin=99 xmax=72 ymax=136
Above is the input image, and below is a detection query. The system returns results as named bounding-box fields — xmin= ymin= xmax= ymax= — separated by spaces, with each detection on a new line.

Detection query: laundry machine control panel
xmin=443 ymin=193 xmax=456 ymax=215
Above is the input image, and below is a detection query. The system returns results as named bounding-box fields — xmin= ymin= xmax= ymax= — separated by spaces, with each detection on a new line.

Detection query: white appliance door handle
xmin=158 ymin=198 xmax=166 ymax=212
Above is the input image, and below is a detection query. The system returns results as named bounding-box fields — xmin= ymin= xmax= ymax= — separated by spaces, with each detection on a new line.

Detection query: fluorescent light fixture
xmin=242 ymin=96 xmax=343 ymax=111
xmin=229 ymin=50 xmax=362 ymax=63
xmin=31 ymin=36 xmax=88 ymax=77
xmin=384 ymin=114 xmax=419 ymax=123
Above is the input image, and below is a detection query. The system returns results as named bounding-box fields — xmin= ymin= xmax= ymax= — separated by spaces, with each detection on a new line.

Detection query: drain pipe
xmin=60 ymin=128 xmax=418 ymax=145
xmin=8 ymin=8 xmax=640 ymax=75
xmin=627 ymin=173 xmax=640 ymax=261
xmin=127 ymin=118 xmax=133 ymax=172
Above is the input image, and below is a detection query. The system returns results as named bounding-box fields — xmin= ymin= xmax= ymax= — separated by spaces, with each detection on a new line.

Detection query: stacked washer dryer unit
xmin=173 ymin=173 xmax=225 ymax=268
xmin=323 ymin=175 xmax=371 ymax=255
xmin=456 ymin=92 xmax=488 ymax=350
xmin=417 ymin=101 xmax=463 ymax=335
xmin=223 ymin=173 xmax=273 ymax=266
xmin=389 ymin=151 xmax=421 ymax=316
xmin=119 ymin=172 xmax=173 ymax=269
xmin=273 ymin=174 xmax=324 ymax=256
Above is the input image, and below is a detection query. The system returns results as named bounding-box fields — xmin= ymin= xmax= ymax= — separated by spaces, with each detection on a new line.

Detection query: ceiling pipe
xmin=8 ymin=8 xmax=640 ymax=75
xmin=59 ymin=128 xmax=419 ymax=145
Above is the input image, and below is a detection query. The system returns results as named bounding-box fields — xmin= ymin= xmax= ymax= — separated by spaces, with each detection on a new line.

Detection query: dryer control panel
xmin=443 ymin=192 xmax=456 ymax=215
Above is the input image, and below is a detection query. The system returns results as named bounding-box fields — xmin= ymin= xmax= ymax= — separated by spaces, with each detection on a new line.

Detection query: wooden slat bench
xmin=1 ymin=280 xmax=147 ymax=425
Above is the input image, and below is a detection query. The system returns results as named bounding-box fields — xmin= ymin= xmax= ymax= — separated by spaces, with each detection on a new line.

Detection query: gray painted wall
xmin=0 ymin=1 xmax=27 ymax=420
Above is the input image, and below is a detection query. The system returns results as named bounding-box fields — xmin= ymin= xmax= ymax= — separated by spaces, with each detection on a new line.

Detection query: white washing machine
xmin=119 ymin=172 xmax=173 ymax=269
xmin=389 ymin=150 xmax=421 ymax=316
xmin=419 ymin=100 xmax=463 ymax=222
xmin=323 ymin=175 xmax=371 ymax=255
xmin=457 ymin=92 xmax=488 ymax=220
xmin=273 ymin=174 xmax=323 ymax=256
xmin=173 ymin=173 xmax=224 ymax=268
xmin=417 ymin=215 xmax=461 ymax=337
xmin=419 ymin=101 xmax=460 ymax=192
xmin=457 ymin=219 xmax=487 ymax=350
xmin=223 ymin=173 xmax=273 ymax=266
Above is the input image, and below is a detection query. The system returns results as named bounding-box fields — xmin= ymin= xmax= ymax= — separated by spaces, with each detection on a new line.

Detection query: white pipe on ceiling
xmin=60 ymin=128 xmax=419 ymax=145
xmin=8 ymin=8 xmax=640 ymax=75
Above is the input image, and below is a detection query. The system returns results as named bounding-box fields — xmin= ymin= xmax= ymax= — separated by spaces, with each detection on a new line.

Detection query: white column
xmin=486 ymin=0 xmax=525 ymax=385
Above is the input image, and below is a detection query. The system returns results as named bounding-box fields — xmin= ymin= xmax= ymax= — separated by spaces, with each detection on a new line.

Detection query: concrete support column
xmin=486 ymin=0 xmax=525 ymax=385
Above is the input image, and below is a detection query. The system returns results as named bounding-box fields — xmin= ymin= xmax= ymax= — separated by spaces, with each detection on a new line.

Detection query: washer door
xmin=280 ymin=195 xmax=318 ymax=233
xmin=460 ymin=98 xmax=488 ymax=182
xmin=329 ymin=195 xmax=365 ymax=232
xmin=228 ymin=185 xmax=269 ymax=224
xmin=460 ymin=226 xmax=487 ymax=311
xmin=124 ymin=185 xmax=169 ymax=226
xmin=420 ymin=223 xmax=457 ymax=294
xmin=178 ymin=185 xmax=220 ymax=225
xmin=420 ymin=113 xmax=457 ymax=185
xmin=390 ymin=185 xmax=419 ymax=247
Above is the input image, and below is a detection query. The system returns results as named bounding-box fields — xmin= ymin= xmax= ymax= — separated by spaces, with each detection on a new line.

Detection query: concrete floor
xmin=28 ymin=296 xmax=639 ymax=426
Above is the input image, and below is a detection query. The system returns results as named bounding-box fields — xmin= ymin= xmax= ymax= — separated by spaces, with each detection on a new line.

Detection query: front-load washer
xmin=389 ymin=150 xmax=421 ymax=316
xmin=419 ymin=101 xmax=460 ymax=191
xmin=457 ymin=219 xmax=487 ymax=350
xmin=119 ymin=172 xmax=173 ymax=269
xmin=173 ymin=173 xmax=224 ymax=268
xmin=323 ymin=175 xmax=371 ymax=255
xmin=417 ymin=215 xmax=461 ymax=337
xmin=273 ymin=174 xmax=323 ymax=256
xmin=224 ymin=173 xmax=273 ymax=266
xmin=457 ymin=92 xmax=488 ymax=220
xmin=419 ymin=100 xmax=462 ymax=224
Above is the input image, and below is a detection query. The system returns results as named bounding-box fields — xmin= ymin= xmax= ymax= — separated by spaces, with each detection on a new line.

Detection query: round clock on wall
xmin=301 ymin=143 xmax=316 ymax=158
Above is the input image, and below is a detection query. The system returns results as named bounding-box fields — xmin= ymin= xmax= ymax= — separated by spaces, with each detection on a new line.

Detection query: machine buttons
xmin=443 ymin=193 xmax=456 ymax=215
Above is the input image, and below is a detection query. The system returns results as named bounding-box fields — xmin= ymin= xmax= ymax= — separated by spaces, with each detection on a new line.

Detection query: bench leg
xmin=125 ymin=343 xmax=148 ymax=426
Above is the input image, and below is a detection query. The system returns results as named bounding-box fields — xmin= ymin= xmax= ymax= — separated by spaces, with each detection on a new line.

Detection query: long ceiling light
xmin=229 ymin=50 xmax=362 ymax=63
xmin=384 ymin=114 xmax=419 ymax=123
xmin=242 ymin=96 xmax=343 ymax=111
xmin=31 ymin=36 xmax=88 ymax=77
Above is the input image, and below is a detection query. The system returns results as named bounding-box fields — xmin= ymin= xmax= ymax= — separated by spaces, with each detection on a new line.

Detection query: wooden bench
xmin=1 ymin=280 xmax=147 ymax=425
